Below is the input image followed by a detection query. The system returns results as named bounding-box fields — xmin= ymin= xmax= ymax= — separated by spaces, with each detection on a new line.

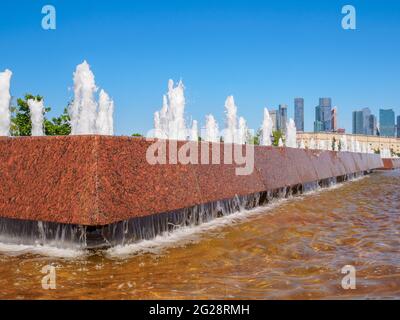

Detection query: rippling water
xmin=0 ymin=170 xmax=399 ymax=299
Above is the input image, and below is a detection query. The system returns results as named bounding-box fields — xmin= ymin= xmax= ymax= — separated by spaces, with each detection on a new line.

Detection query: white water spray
xmin=204 ymin=114 xmax=219 ymax=143
xmin=260 ymin=108 xmax=273 ymax=146
xmin=96 ymin=89 xmax=114 ymax=135
xmin=27 ymin=98 xmax=44 ymax=136
xmin=285 ymin=118 xmax=297 ymax=148
xmin=0 ymin=69 xmax=12 ymax=136
xmin=237 ymin=117 xmax=248 ymax=145
xmin=69 ymin=61 xmax=98 ymax=135
xmin=189 ymin=120 xmax=198 ymax=142
xmin=224 ymin=96 xmax=237 ymax=144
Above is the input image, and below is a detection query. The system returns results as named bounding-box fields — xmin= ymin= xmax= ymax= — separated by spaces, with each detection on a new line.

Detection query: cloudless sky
xmin=0 ymin=0 xmax=399 ymax=135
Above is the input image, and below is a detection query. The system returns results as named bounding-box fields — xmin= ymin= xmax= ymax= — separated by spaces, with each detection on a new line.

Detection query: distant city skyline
xmin=0 ymin=0 xmax=399 ymax=135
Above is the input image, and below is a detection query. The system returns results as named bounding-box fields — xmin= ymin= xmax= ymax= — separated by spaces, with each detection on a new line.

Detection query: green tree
xmin=272 ymin=130 xmax=284 ymax=147
xmin=11 ymin=94 xmax=46 ymax=136
xmin=10 ymin=94 xmax=71 ymax=136
xmin=45 ymin=107 xmax=71 ymax=136
xmin=131 ymin=133 xmax=143 ymax=137
xmin=338 ymin=139 xmax=342 ymax=151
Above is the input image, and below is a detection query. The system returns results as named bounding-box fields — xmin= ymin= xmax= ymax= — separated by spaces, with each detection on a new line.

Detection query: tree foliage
xmin=10 ymin=94 xmax=71 ymax=136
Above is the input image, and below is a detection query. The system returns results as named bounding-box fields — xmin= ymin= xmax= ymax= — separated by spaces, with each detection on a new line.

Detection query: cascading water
xmin=285 ymin=118 xmax=297 ymax=148
xmin=204 ymin=114 xmax=219 ymax=143
xmin=309 ymin=138 xmax=316 ymax=150
xmin=0 ymin=69 xmax=12 ymax=136
xmin=27 ymin=98 xmax=44 ymax=136
xmin=340 ymin=135 xmax=348 ymax=152
xmin=260 ymin=108 xmax=273 ymax=146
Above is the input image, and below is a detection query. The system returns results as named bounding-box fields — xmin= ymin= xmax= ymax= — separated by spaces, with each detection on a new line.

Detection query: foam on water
xmin=106 ymin=174 xmax=367 ymax=259
xmin=0 ymin=242 xmax=86 ymax=258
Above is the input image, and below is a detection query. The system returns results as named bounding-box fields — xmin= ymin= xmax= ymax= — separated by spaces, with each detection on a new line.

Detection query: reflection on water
xmin=0 ymin=171 xmax=399 ymax=299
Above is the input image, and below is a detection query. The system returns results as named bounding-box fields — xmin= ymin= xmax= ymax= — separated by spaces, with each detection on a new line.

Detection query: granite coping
xmin=0 ymin=136 xmax=384 ymax=226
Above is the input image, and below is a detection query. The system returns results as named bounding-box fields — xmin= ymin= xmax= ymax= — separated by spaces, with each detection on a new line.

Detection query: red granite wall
xmin=382 ymin=158 xmax=400 ymax=170
xmin=0 ymin=136 xmax=384 ymax=226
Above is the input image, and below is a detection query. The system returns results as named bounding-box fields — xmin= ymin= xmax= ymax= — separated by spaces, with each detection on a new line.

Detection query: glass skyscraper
xmin=379 ymin=109 xmax=395 ymax=137
xmin=352 ymin=108 xmax=377 ymax=135
xmin=397 ymin=115 xmax=400 ymax=138
xmin=294 ymin=98 xmax=304 ymax=132
xmin=278 ymin=104 xmax=288 ymax=132
xmin=314 ymin=98 xmax=332 ymax=132
xmin=352 ymin=110 xmax=364 ymax=134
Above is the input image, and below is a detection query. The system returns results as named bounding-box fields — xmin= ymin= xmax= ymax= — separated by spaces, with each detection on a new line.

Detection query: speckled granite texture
xmin=382 ymin=158 xmax=400 ymax=170
xmin=0 ymin=136 xmax=384 ymax=226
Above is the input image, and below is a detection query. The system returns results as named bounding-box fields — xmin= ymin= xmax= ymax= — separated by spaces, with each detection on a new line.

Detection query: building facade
xmin=352 ymin=110 xmax=364 ymax=134
xmin=331 ymin=107 xmax=337 ymax=132
xmin=294 ymin=98 xmax=304 ymax=132
xmin=298 ymin=132 xmax=400 ymax=154
xmin=314 ymin=98 xmax=332 ymax=132
xmin=278 ymin=104 xmax=288 ymax=132
xmin=270 ymin=110 xmax=278 ymax=131
xmin=397 ymin=115 xmax=400 ymax=138
xmin=379 ymin=108 xmax=395 ymax=137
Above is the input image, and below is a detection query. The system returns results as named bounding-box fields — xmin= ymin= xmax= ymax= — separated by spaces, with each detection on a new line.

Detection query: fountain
xmin=0 ymin=69 xmax=12 ymax=136
xmin=69 ymin=61 xmax=114 ymax=136
xmin=204 ymin=114 xmax=219 ymax=143
xmin=189 ymin=120 xmax=198 ymax=141
xmin=224 ymin=96 xmax=237 ymax=144
xmin=299 ymin=140 xmax=305 ymax=149
xmin=153 ymin=80 xmax=187 ymax=140
xmin=278 ymin=138 xmax=283 ymax=147
xmin=27 ymin=98 xmax=44 ymax=136
xmin=260 ymin=108 xmax=273 ymax=146
xmin=285 ymin=118 xmax=297 ymax=148
xmin=309 ymin=138 xmax=316 ymax=150
xmin=96 ymin=90 xmax=114 ymax=135
xmin=237 ymin=117 xmax=248 ymax=145
xmin=69 ymin=61 xmax=98 ymax=135
xmin=340 ymin=136 xmax=348 ymax=152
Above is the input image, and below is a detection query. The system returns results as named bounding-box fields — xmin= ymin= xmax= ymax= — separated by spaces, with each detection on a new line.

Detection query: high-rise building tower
xmin=294 ymin=98 xmax=304 ymax=132
xmin=352 ymin=110 xmax=364 ymax=134
xmin=278 ymin=104 xmax=288 ymax=132
xmin=352 ymin=108 xmax=377 ymax=136
xmin=379 ymin=109 xmax=395 ymax=137
xmin=269 ymin=110 xmax=278 ymax=131
xmin=397 ymin=115 xmax=400 ymax=138
xmin=331 ymin=107 xmax=337 ymax=132
xmin=314 ymin=98 xmax=332 ymax=132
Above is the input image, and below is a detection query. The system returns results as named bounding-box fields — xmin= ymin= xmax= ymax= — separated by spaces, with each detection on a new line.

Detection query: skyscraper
xmin=368 ymin=114 xmax=378 ymax=136
xmin=352 ymin=110 xmax=364 ymax=134
xmin=278 ymin=104 xmax=288 ymax=132
xmin=379 ymin=109 xmax=395 ymax=137
xmin=397 ymin=115 xmax=400 ymax=138
xmin=331 ymin=107 xmax=337 ymax=132
xmin=270 ymin=110 xmax=278 ymax=131
xmin=352 ymin=108 xmax=377 ymax=135
xmin=314 ymin=98 xmax=332 ymax=132
xmin=294 ymin=98 xmax=304 ymax=132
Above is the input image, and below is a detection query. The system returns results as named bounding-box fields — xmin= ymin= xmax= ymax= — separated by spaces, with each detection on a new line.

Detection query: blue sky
xmin=0 ymin=0 xmax=399 ymax=135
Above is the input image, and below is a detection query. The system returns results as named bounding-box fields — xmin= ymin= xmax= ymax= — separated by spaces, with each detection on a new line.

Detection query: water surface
xmin=0 ymin=171 xmax=399 ymax=299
